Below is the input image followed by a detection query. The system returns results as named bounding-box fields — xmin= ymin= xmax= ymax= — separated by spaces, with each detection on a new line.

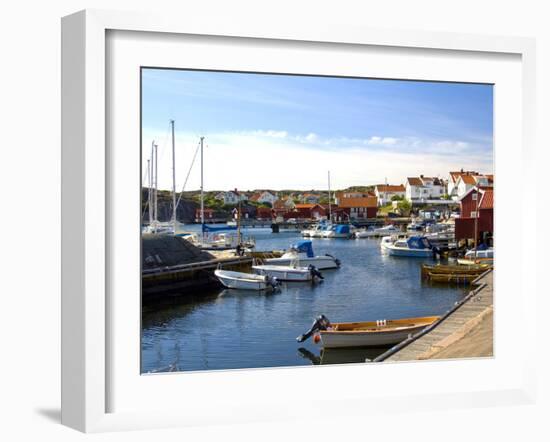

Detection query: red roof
xmin=479 ymin=189 xmax=493 ymax=209
xmin=407 ymin=177 xmax=423 ymax=186
xmin=376 ymin=184 xmax=405 ymax=192
xmin=460 ymin=174 xmax=477 ymax=185
xmin=338 ymin=196 xmax=378 ymax=208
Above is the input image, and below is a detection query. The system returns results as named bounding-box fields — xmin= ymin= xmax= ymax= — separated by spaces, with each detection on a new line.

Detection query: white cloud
xmin=142 ymin=128 xmax=493 ymax=191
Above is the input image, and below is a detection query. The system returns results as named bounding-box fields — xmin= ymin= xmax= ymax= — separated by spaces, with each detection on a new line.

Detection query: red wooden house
xmin=455 ymin=187 xmax=493 ymax=244
xmin=283 ymin=204 xmax=327 ymax=220
xmin=256 ymin=207 xmax=274 ymax=220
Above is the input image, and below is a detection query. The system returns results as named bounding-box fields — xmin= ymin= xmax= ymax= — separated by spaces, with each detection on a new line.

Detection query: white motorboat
xmin=264 ymin=240 xmax=341 ymax=269
xmin=297 ymin=314 xmax=439 ymax=348
xmin=302 ymin=222 xmax=330 ymax=238
xmin=465 ymin=247 xmax=493 ymax=259
xmin=214 ymin=269 xmax=279 ymax=291
xmin=384 ymin=236 xmax=434 ymax=258
xmin=252 ymin=264 xmax=323 ymax=282
xmin=355 ymin=224 xmax=400 ymax=238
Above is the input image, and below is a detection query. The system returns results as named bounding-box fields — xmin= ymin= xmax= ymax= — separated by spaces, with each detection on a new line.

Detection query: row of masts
xmin=145 ymin=120 xmax=334 ymax=235
xmin=146 ymin=120 xmax=205 ymax=235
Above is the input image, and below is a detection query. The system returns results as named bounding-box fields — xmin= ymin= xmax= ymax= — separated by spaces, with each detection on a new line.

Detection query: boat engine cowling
xmin=308 ymin=265 xmax=324 ymax=281
xmin=296 ymin=314 xmax=331 ymax=343
xmin=265 ymin=275 xmax=280 ymax=289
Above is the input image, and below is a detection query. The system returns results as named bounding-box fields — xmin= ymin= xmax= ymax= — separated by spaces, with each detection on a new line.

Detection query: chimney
xmin=460 ymin=168 xmax=464 ymax=173
xmin=420 ymin=174 xmax=424 ymax=178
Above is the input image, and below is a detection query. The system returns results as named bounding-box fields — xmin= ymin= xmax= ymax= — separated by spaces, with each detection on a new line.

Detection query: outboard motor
xmin=308 ymin=265 xmax=324 ymax=281
xmin=325 ymin=253 xmax=341 ymax=267
xmin=265 ymin=275 xmax=280 ymax=290
xmin=296 ymin=314 xmax=331 ymax=343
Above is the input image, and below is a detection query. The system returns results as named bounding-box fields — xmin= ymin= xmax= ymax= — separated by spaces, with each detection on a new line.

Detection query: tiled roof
xmin=338 ymin=196 xmax=378 ymax=208
xmin=479 ymin=189 xmax=494 ymax=209
xmin=376 ymin=184 xmax=405 ymax=192
xmin=460 ymin=174 xmax=477 ymax=185
xmin=450 ymin=170 xmax=479 ymax=183
xmin=295 ymin=204 xmax=319 ymax=209
xmin=407 ymin=177 xmax=423 ymax=186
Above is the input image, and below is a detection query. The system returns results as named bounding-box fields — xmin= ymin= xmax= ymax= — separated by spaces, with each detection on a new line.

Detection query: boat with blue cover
xmin=264 ymin=240 xmax=341 ymax=269
xmin=322 ymin=224 xmax=355 ymax=238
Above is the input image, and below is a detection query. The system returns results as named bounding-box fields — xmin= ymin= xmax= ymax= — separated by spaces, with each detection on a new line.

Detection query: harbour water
xmin=141 ymin=227 xmax=469 ymax=373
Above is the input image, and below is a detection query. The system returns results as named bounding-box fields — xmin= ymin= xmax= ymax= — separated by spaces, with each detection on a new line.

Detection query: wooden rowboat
xmin=427 ymin=272 xmax=480 ymax=284
xmin=421 ymin=263 xmax=490 ymax=279
xmin=318 ymin=316 xmax=439 ymax=348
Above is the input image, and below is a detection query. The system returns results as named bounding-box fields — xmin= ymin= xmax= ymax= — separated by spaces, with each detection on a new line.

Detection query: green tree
xmin=397 ymin=199 xmax=412 ymax=215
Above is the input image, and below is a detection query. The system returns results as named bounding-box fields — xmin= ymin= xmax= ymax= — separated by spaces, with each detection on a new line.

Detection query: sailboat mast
xmin=474 ymin=185 xmax=479 ymax=260
xmin=328 ymin=170 xmax=332 ymax=222
xmin=170 ymin=120 xmax=177 ymax=234
xmin=200 ymin=136 xmax=205 ymax=228
xmin=153 ymin=142 xmax=158 ymax=224
xmin=147 ymin=158 xmax=152 ymax=224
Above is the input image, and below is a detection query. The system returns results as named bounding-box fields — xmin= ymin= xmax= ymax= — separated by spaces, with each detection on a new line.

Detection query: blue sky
xmin=142 ymin=68 xmax=493 ymax=191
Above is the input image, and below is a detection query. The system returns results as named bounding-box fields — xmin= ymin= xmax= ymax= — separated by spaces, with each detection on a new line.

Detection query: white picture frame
xmin=61 ymin=9 xmax=537 ymax=433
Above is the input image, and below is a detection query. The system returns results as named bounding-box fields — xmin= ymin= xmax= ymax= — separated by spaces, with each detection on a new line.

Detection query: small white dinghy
xmin=214 ymin=269 xmax=280 ymax=291
xmin=252 ymin=264 xmax=324 ymax=282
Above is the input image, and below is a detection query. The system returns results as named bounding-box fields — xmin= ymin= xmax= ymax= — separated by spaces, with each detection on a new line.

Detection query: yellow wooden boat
xmin=456 ymin=257 xmax=494 ymax=266
xmin=427 ymin=272 xmax=480 ymax=284
xmin=421 ymin=263 xmax=489 ymax=279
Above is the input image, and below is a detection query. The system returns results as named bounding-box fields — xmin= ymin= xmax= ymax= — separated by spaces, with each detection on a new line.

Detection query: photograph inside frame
xmin=140 ymin=68 xmax=494 ymax=373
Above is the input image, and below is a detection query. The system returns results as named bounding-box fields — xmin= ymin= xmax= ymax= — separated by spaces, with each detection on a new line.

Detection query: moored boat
xmin=322 ymin=224 xmax=355 ymax=238
xmin=265 ymin=240 xmax=341 ymax=269
xmin=427 ymin=272 xmax=480 ymax=284
xmin=214 ymin=269 xmax=280 ymax=291
xmin=355 ymin=224 xmax=400 ymax=238
xmin=384 ymin=236 xmax=434 ymax=257
xmin=252 ymin=264 xmax=323 ymax=282
xmin=297 ymin=314 xmax=439 ymax=348
xmin=421 ymin=263 xmax=490 ymax=280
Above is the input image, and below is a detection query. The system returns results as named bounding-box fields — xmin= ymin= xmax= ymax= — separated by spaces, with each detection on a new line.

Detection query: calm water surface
xmin=141 ymin=227 xmax=469 ymax=372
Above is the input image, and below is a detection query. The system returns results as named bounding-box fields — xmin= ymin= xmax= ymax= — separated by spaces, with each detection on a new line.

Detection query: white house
xmin=455 ymin=174 xmax=493 ymax=200
xmin=250 ymin=190 xmax=278 ymax=205
xmin=448 ymin=170 xmax=479 ymax=200
xmin=374 ymin=184 xmax=406 ymax=205
xmin=214 ymin=190 xmax=247 ymax=205
xmin=405 ymin=176 xmax=445 ymax=202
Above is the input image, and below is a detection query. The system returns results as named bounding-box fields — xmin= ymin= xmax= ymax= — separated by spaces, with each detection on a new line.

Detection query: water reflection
xmin=141 ymin=229 xmax=469 ymax=373
xmin=297 ymin=346 xmax=390 ymax=365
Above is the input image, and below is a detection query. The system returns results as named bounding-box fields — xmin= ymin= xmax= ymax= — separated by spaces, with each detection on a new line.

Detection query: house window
xmin=472 ymin=193 xmax=478 ymax=201
xmin=470 ymin=211 xmax=478 ymax=218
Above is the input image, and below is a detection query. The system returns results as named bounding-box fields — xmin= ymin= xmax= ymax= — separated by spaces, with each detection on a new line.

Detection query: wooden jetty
xmin=142 ymin=234 xmax=254 ymax=303
xmin=375 ymin=269 xmax=493 ymax=362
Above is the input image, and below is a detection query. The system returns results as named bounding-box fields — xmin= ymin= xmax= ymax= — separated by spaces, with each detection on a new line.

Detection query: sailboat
xmin=142 ymin=120 xmax=179 ymax=235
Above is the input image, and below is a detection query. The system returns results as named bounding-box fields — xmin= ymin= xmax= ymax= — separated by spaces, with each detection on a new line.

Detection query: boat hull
xmin=264 ymin=256 xmax=338 ymax=270
xmin=386 ymin=247 xmax=433 ymax=257
xmin=252 ymin=265 xmax=312 ymax=281
xmin=320 ymin=325 xmax=428 ymax=348
xmin=214 ymin=270 xmax=270 ymax=291
xmin=318 ymin=316 xmax=439 ymax=348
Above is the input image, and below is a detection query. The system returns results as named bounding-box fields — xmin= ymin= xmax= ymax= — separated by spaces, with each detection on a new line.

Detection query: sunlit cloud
xmin=142 ymin=128 xmax=493 ymax=192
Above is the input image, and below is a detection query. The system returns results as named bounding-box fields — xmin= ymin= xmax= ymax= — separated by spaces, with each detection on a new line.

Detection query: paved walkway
xmin=387 ymin=270 xmax=493 ymax=361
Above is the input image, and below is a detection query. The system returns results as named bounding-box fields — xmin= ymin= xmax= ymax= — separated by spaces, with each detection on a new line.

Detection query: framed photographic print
xmin=61 ymin=9 xmax=537 ymax=433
